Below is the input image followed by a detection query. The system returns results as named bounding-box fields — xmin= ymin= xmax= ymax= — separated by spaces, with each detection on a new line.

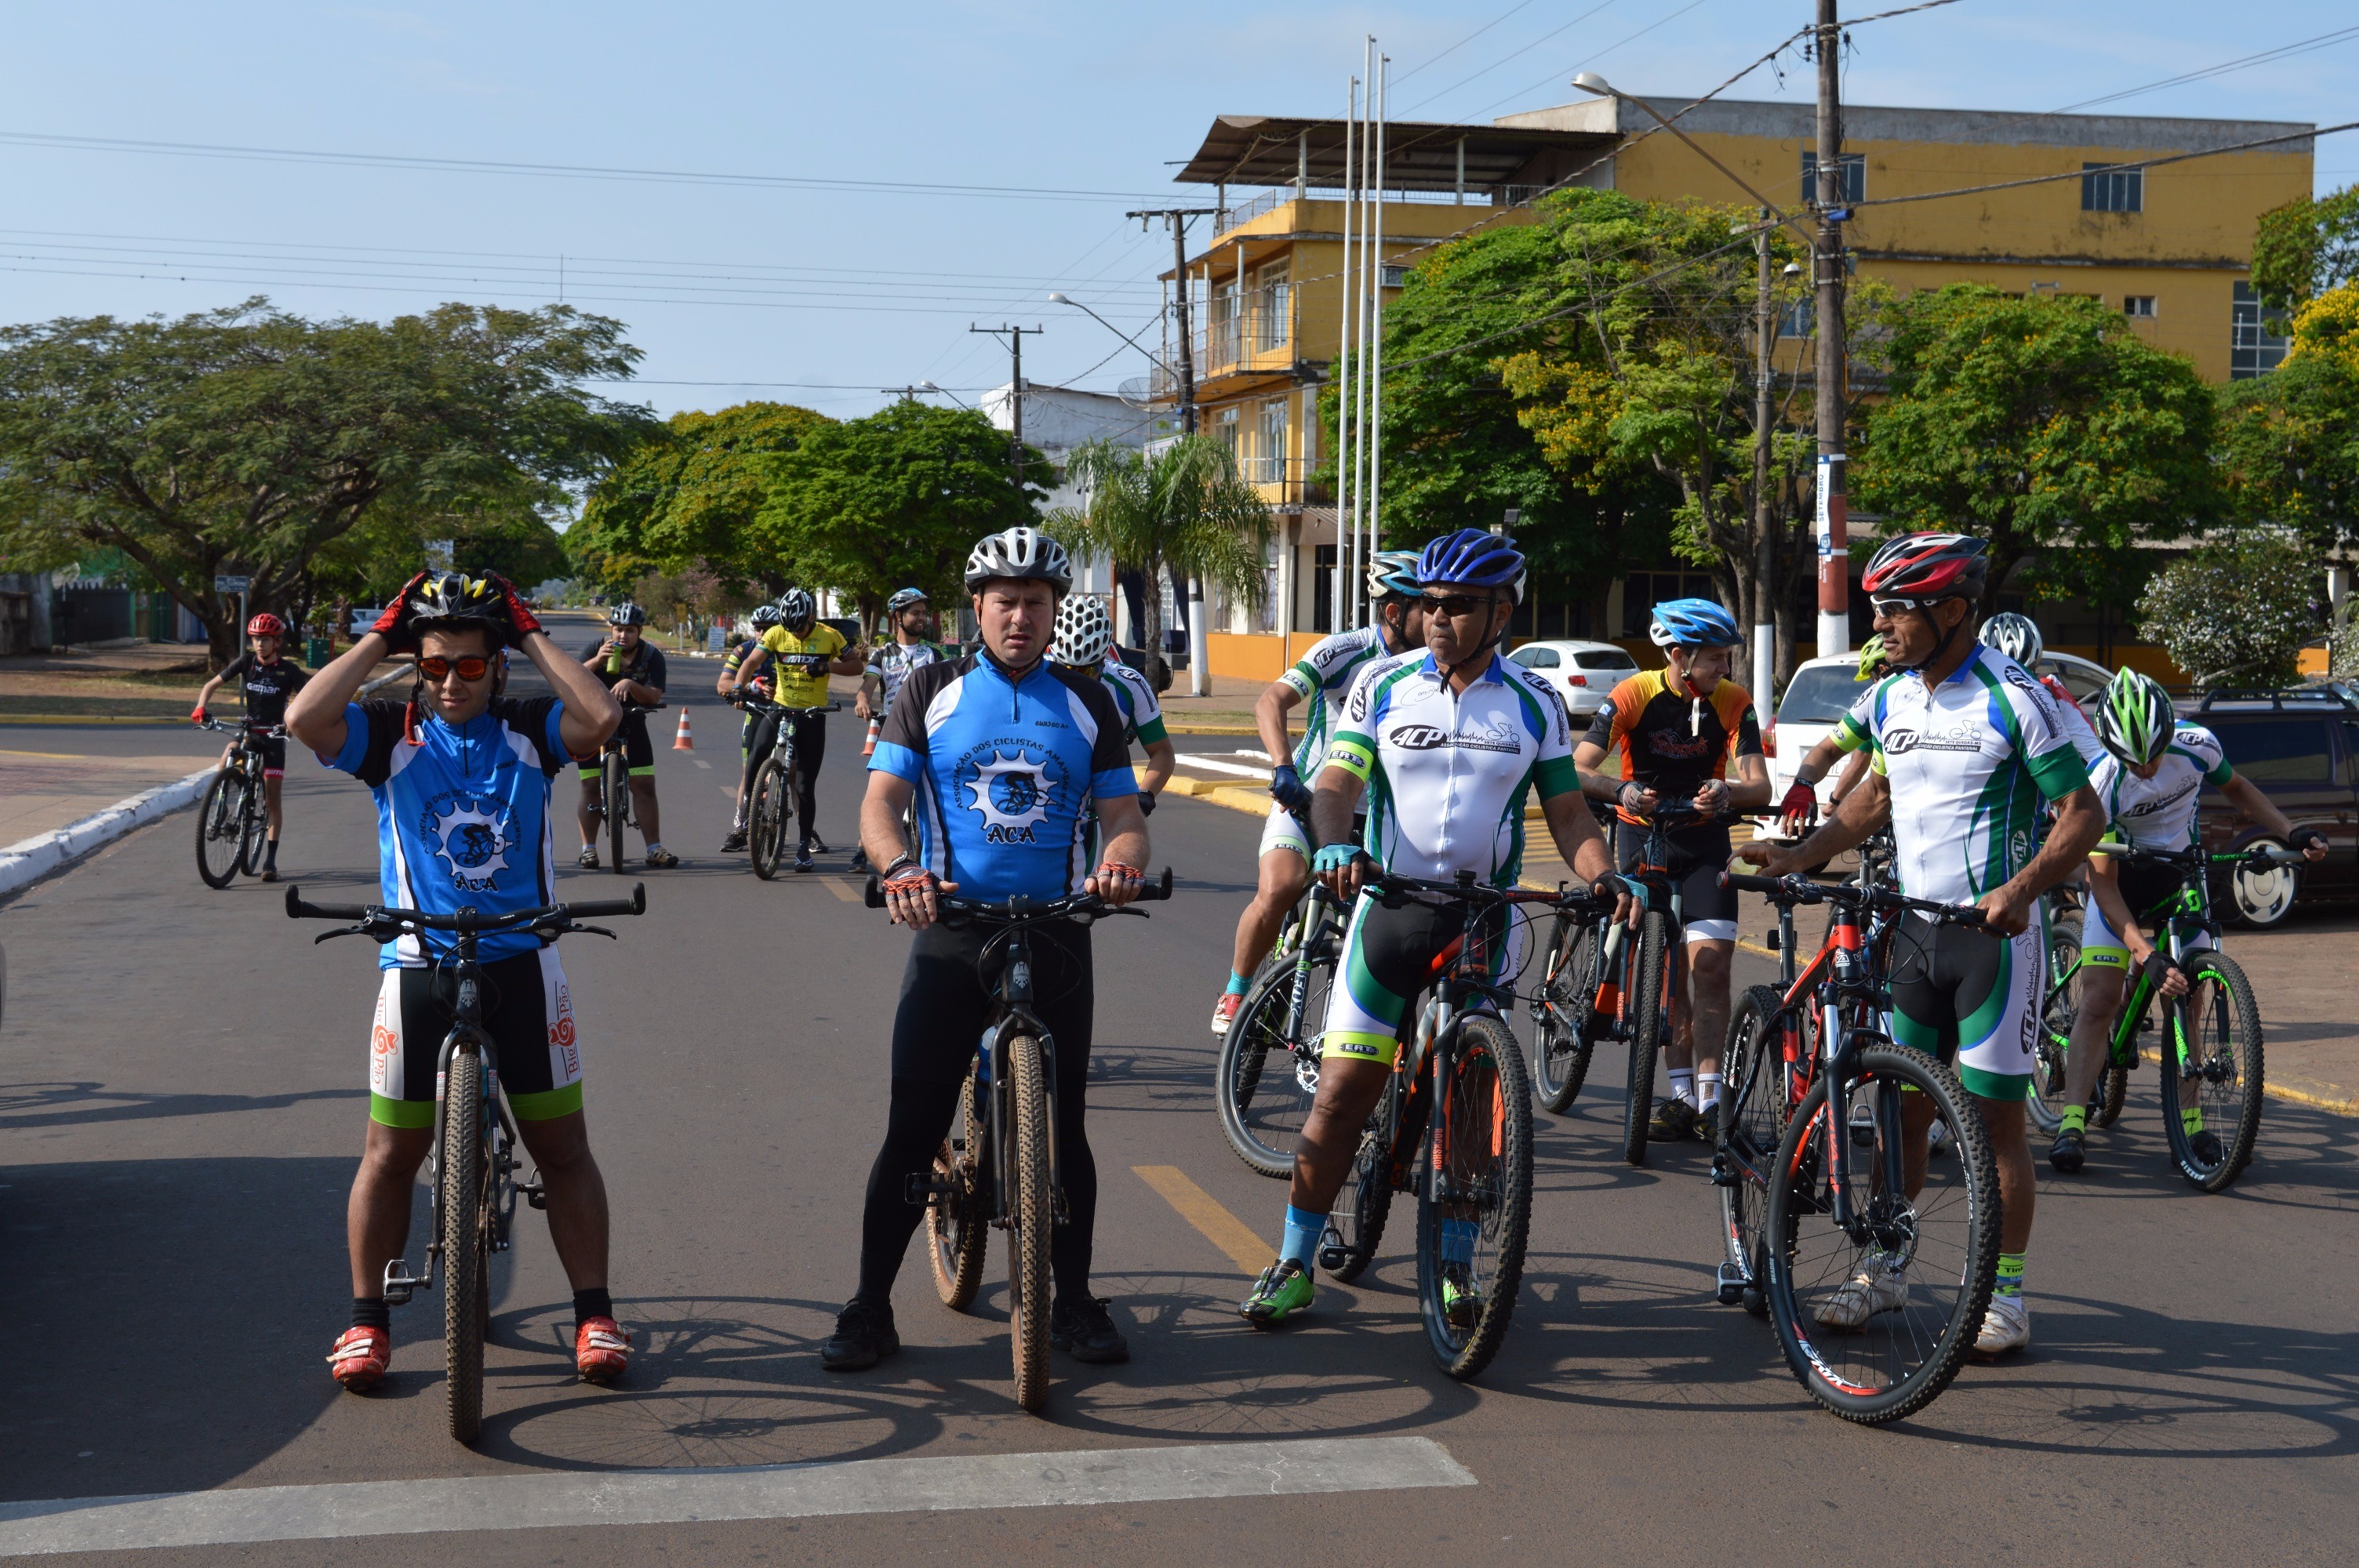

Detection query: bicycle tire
xmin=1532 ymin=916 xmax=1603 ymax=1114
xmin=603 ymin=753 xmax=629 ymax=873
xmin=1416 ymin=1014 xmax=1532 ymax=1380
xmin=928 ymin=1069 xmax=990 ymax=1308
xmin=2026 ymin=931 xmax=2083 ymax=1135
xmin=1216 ymin=954 xmax=1331 ymax=1178
xmin=749 ymin=757 xmax=790 ymax=881
xmin=1322 ymin=1070 xmax=1399 ymax=1284
xmin=1621 ymin=911 xmax=1668 ymax=1166
xmin=1717 ymin=984 xmax=1790 ymax=1316
xmin=236 ymin=785 xmax=269 ymax=877
xmin=2161 ymin=951 xmax=2265 ymax=1192
xmin=1763 ymin=1043 xmax=2000 ymax=1425
xmin=2091 ymin=1058 xmax=2128 ymax=1128
xmin=442 ymin=1047 xmax=488 ymax=1444
xmin=1005 ymin=1032 xmax=1052 ymax=1413
xmin=194 ymin=772 xmax=244 ymax=889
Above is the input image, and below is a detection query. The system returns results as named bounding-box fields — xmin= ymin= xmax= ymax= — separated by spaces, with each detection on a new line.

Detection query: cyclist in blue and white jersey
xmin=717 ymin=603 xmax=781 ymax=853
xmin=1239 ymin=530 xmax=1616 ymax=1328
xmin=821 ymin=527 xmax=1152 ymax=1374
xmin=1741 ymin=532 xmax=2108 ymax=1357
xmin=1211 ymin=550 xmax=1430 ymax=1035
xmin=286 ymin=569 xmax=635 ymax=1392
xmin=1051 ymin=591 xmax=1175 ymax=810
xmin=2048 ymin=668 xmax=2325 ymax=1174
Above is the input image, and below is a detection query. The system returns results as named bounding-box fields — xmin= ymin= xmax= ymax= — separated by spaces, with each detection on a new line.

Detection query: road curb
xmin=0 ymin=767 xmax=216 ymax=902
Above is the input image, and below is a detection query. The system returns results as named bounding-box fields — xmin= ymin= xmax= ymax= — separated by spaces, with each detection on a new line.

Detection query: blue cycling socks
xmin=1226 ymin=971 xmax=1252 ymax=996
xmin=1440 ymin=1218 xmax=1478 ymax=1267
xmin=1281 ymin=1205 xmax=1325 ymax=1271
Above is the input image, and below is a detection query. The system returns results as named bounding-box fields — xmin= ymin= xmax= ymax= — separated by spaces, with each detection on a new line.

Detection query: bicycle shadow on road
xmin=0 ymin=1080 xmax=365 ymax=1131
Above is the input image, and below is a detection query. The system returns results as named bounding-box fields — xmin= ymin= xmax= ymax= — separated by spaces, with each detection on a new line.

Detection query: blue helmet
xmin=1648 ymin=597 xmax=1740 ymax=650
xmin=885 ymin=586 xmax=929 ymax=615
xmin=1416 ymin=528 xmax=1525 ymax=602
xmin=1366 ymin=550 xmax=1423 ymax=602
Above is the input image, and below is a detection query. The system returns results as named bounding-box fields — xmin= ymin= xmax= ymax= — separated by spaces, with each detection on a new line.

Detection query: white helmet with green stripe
xmin=2094 ymin=667 xmax=2176 ymax=765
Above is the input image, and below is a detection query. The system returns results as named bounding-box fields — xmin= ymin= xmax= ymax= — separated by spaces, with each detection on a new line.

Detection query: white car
xmin=1506 ymin=639 xmax=1641 ymax=721
xmin=1757 ymin=648 xmax=2113 ymax=839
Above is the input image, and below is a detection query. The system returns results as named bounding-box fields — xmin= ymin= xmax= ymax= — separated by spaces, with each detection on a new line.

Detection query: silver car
xmin=1506 ymin=639 xmax=1641 ymax=721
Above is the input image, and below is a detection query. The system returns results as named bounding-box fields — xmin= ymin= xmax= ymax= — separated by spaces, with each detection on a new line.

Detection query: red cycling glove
xmin=190 ymin=705 xmax=209 ymax=724
xmin=1776 ymin=782 xmax=1818 ymax=824
xmin=369 ymin=571 xmax=431 ymax=649
xmin=485 ymin=571 xmax=543 ymax=641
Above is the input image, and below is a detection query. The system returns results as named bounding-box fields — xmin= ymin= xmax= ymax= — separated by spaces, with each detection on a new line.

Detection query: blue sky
xmin=1 ymin=2 xmax=2351 ymax=426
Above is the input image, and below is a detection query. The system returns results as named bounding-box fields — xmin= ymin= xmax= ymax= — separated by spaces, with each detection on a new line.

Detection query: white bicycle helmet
xmin=963 ymin=526 xmax=1072 ymax=593
xmin=1978 ymin=611 xmax=2044 ymax=668
xmin=1052 ymin=594 xmax=1113 ymax=667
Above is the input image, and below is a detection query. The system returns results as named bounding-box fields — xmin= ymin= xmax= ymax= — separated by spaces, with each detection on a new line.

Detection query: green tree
xmin=2251 ymin=185 xmax=2359 ymax=310
xmin=2216 ymin=281 xmax=2359 ymax=550
xmin=2138 ymin=534 xmax=2320 ymax=689
xmin=755 ymin=401 xmax=1039 ymax=630
xmin=0 ymin=297 xmax=649 ymax=665
xmin=1852 ymin=285 xmax=2219 ymax=618
xmin=1052 ymin=434 xmax=1274 ymax=658
xmin=569 ymin=401 xmax=833 ymax=597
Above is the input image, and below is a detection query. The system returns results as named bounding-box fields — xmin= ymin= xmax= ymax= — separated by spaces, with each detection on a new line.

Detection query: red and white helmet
xmin=246 ymin=612 xmax=286 ymax=637
xmin=1861 ymin=532 xmax=1988 ymax=601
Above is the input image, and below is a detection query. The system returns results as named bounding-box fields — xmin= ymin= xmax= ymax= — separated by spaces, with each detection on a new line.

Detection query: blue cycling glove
xmin=1313 ymin=843 xmax=1365 ymax=877
xmin=1269 ymin=762 xmax=1314 ymax=817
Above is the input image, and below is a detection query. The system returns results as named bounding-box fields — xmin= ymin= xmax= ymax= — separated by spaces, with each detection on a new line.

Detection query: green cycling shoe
xmin=1241 ymin=1259 xmax=1314 ymax=1327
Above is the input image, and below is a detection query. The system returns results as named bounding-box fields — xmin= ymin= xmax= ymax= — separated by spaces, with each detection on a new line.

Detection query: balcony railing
xmin=1216 ymin=183 xmax=1560 ymax=235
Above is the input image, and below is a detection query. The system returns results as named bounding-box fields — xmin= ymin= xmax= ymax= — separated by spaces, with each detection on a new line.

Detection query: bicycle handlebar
xmin=2088 ymin=840 xmax=2308 ymax=870
xmin=283 ymin=881 xmax=647 ymax=928
xmin=198 ymin=718 xmax=287 ymax=738
xmin=862 ymin=866 xmax=1175 ymax=916
xmin=1719 ymin=869 xmax=1988 ymax=929
xmin=727 ymin=691 xmax=844 ymax=717
xmin=1373 ymin=873 xmax=1610 ymax=913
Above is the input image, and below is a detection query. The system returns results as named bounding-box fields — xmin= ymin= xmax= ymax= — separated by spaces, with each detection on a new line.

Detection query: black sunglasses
xmin=1417 ymin=593 xmax=1504 ymax=619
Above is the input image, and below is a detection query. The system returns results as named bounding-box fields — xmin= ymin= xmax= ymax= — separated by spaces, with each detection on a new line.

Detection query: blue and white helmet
xmin=1648 ymin=597 xmax=1741 ymax=649
xmin=1366 ymin=549 xmax=1423 ymax=602
xmin=885 ymin=586 xmax=929 ymax=615
xmin=1417 ymin=528 xmax=1526 ymax=602
xmin=747 ymin=603 xmax=782 ymax=633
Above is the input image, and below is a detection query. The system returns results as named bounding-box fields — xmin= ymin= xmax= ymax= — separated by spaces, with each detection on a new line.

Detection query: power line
xmin=2054 ymin=24 xmax=2359 ymax=114
xmin=1391 ymin=0 xmax=1543 ymax=86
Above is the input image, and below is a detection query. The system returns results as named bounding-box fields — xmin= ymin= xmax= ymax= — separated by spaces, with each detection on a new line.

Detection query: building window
xmin=1381 ymin=263 xmax=1410 ymax=289
xmin=2231 ymin=281 xmax=2289 ymax=379
xmin=1779 ymin=297 xmax=1813 ymax=339
xmin=1313 ymin=543 xmax=1336 ymax=633
xmin=1256 ymin=398 xmax=1289 ymax=485
xmin=1216 ymin=403 xmax=1241 ymax=459
xmin=1620 ymin=572 xmax=1720 ymax=638
xmin=2123 ymin=295 xmax=2157 ymax=318
xmin=2081 ymin=162 xmax=2143 ymax=213
xmin=1801 ymin=151 xmax=1865 ymax=205
xmin=1258 ymin=264 xmax=1290 ymax=350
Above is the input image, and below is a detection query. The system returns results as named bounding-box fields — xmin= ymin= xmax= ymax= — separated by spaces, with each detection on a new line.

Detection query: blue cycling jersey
xmin=322 ymin=697 xmax=573 ymax=967
xmin=870 ymin=651 xmax=1136 ymax=902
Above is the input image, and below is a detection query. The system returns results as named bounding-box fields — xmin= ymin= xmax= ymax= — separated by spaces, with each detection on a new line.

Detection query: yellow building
xmin=1160 ymin=98 xmax=2315 ymax=680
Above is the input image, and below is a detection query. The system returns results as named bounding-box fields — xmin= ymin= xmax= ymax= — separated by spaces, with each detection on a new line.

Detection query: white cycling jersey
xmin=2041 ymin=675 xmax=2106 ymax=770
xmin=1837 ymin=645 xmax=2091 ymax=907
xmin=2086 ymin=724 xmax=2233 ymax=848
xmin=1322 ymin=651 xmax=1579 ymax=887
xmin=1279 ymin=626 xmax=1389 ymax=774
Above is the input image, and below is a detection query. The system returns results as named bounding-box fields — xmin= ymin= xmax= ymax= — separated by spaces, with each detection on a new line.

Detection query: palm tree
xmin=1050 ymin=434 xmax=1275 ymax=671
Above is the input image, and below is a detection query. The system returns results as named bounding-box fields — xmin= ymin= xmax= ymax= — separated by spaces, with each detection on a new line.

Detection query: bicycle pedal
xmin=903 ymin=1174 xmax=953 ymax=1205
xmin=1714 ymin=1262 xmax=1750 ymax=1306
xmin=1317 ymin=1242 xmax=1354 ymax=1272
xmin=520 ymin=1178 xmax=547 ymax=1212
xmin=1707 ymin=1152 xmax=1741 ymax=1189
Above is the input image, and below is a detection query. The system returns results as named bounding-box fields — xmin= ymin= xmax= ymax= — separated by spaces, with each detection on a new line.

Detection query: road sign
xmin=214 ymin=575 xmax=251 ymax=593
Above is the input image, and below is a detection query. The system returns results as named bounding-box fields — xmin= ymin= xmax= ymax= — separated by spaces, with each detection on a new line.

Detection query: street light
xmin=1047 ymin=292 xmax=1161 ymax=363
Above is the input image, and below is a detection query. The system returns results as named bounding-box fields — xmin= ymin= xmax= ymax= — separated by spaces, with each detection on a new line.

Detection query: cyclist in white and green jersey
xmin=1052 ymin=593 xmax=1176 ymax=847
xmin=1211 ymin=550 xmax=1428 ymax=1035
xmin=1740 ymin=532 xmax=2107 ymax=1359
xmin=2049 ymin=668 xmax=2325 ymax=1174
xmin=1240 ymin=529 xmax=1615 ymax=1328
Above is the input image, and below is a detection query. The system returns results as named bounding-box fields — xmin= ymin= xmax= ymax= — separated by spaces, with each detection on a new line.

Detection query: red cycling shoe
xmin=327 ymin=1326 xmax=391 ymax=1392
xmin=576 ymin=1316 xmax=631 ymax=1384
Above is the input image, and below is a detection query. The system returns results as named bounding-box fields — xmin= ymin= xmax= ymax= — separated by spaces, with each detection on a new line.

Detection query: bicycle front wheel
xmin=442 ymin=1048 xmax=489 ymax=1444
xmin=748 ymin=757 xmax=790 ymax=881
xmin=1717 ymin=984 xmax=1792 ymax=1317
xmin=1764 ymin=1043 xmax=2000 ymax=1425
xmin=2026 ymin=931 xmax=2082 ymax=1135
xmin=194 ymin=772 xmax=244 ymax=889
xmin=1621 ymin=911 xmax=1668 ymax=1166
xmin=1321 ymin=1069 xmax=1399 ymax=1284
xmin=603 ymin=753 xmax=629 ymax=873
xmin=1416 ymin=1014 xmax=1532 ymax=1380
xmin=2161 ymin=951 xmax=2265 ymax=1192
xmin=928 ymin=1069 xmax=989 ymax=1308
xmin=1532 ymin=916 xmax=1603 ymax=1114
xmin=236 ymin=783 xmax=269 ymax=876
xmin=1217 ymin=955 xmax=1332 ymax=1178
xmin=1005 ymin=1032 xmax=1052 ymax=1413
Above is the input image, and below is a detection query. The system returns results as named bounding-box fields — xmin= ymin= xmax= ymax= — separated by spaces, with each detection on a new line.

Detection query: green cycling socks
xmin=1994 ymin=1252 xmax=2026 ymax=1301
xmin=2059 ymin=1103 xmax=2086 ymax=1135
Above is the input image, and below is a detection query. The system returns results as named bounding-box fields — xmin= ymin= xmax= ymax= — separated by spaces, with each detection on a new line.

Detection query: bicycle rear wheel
xmin=2026 ymin=933 xmax=2082 ymax=1135
xmin=1005 ymin=1032 xmax=1052 ymax=1413
xmin=1216 ymin=954 xmax=1331 ymax=1178
xmin=442 ymin=1048 xmax=488 ymax=1444
xmin=604 ymin=753 xmax=629 ymax=873
xmin=1416 ymin=1014 xmax=1532 ymax=1380
xmin=1532 ymin=916 xmax=1603 ymax=1114
xmin=1764 ymin=1043 xmax=2000 ymax=1425
xmin=195 ymin=772 xmax=245 ymax=889
xmin=1320 ymin=1069 xmax=1399 ymax=1284
xmin=2092 ymin=1058 xmax=2129 ymax=1129
xmin=748 ymin=756 xmax=790 ymax=880
xmin=236 ymin=785 xmax=269 ymax=876
xmin=928 ymin=1068 xmax=989 ymax=1308
xmin=1717 ymin=985 xmax=1791 ymax=1317
xmin=2161 ymin=952 xmax=2265 ymax=1192
xmin=1620 ymin=912 xmax=1668 ymax=1166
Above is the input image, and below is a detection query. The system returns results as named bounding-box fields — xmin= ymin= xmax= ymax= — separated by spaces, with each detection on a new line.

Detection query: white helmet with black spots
xmin=1052 ymin=594 xmax=1113 ymax=667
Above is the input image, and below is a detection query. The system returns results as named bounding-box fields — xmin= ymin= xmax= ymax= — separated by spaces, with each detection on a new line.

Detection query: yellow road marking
xmin=0 ymin=747 xmax=90 ymax=759
xmin=1132 ymin=1165 xmax=1269 ymax=1276
xmin=822 ymin=876 xmax=860 ymax=903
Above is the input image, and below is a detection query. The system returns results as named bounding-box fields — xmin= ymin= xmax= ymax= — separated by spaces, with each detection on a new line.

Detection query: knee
xmin=1689 ymin=945 xmax=1732 ymax=986
xmin=519 ymin=1116 xmax=594 ymax=1175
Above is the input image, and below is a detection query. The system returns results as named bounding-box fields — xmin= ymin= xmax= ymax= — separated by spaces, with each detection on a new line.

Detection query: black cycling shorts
xmin=1885 ymin=913 xmax=2041 ymax=1102
xmin=365 ymin=949 xmax=583 ymax=1128
xmin=578 ymin=710 xmax=655 ymax=779
xmin=1616 ymin=821 xmax=1737 ymax=941
xmin=253 ymin=735 xmax=288 ymax=778
xmin=1321 ymin=895 xmax=1510 ymax=1065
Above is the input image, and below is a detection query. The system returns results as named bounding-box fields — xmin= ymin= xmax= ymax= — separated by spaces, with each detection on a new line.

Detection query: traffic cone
xmin=863 ymin=717 xmax=881 ymax=758
xmin=673 ymin=710 xmax=695 ymax=750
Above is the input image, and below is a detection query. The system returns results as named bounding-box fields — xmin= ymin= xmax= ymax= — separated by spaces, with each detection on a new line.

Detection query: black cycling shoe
xmin=1648 ymin=1097 xmax=1696 ymax=1141
xmin=820 ymin=1299 xmax=899 ymax=1372
xmin=2048 ymin=1126 xmax=2087 ymax=1174
xmin=721 ymin=828 xmax=748 ymax=853
xmin=1049 ymin=1296 xmax=1130 ymax=1364
xmin=2187 ymin=1128 xmax=2225 ymax=1167
xmin=794 ymin=849 xmax=816 ymax=873
xmin=849 ymin=847 xmax=869 ymax=872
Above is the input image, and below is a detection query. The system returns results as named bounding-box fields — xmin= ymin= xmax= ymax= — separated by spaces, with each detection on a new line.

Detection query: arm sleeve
xmin=1728 ymin=695 xmax=1764 ymax=760
xmin=2011 ymin=682 xmax=2092 ymax=801
xmin=870 ymin=662 xmax=937 ymax=782
xmin=1834 ymin=685 xmax=1880 ymax=753
xmin=639 ymin=648 xmax=667 ymax=692
xmin=1321 ymin=662 xmax=1388 ymax=783
xmin=286 ymin=662 xmax=313 ymax=690
xmin=1081 ymin=681 xmax=1139 ymax=799
xmin=1121 ymin=667 xmax=1167 ymax=744
xmin=219 ymin=652 xmax=253 ymax=682
xmin=1278 ymin=662 xmax=1318 ymax=701
xmin=325 ymin=700 xmax=404 ymax=786
xmin=1534 ymin=676 xmax=1578 ymax=801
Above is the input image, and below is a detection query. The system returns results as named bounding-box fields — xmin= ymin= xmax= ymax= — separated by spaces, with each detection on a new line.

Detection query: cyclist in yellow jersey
xmin=732 ymin=588 xmax=867 ymax=871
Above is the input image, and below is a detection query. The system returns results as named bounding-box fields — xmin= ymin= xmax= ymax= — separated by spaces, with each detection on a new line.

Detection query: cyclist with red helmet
xmin=191 ymin=612 xmax=311 ymax=882
xmin=1740 ymin=532 xmax=2107 ymax=1357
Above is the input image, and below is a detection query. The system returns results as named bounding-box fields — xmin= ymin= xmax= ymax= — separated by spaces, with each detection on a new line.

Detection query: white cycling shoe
xmin=1973 ymin=1294 xmax=2031 ymax=1356
xmin=1814 ymin=1258 xmax=1910 ymax=1329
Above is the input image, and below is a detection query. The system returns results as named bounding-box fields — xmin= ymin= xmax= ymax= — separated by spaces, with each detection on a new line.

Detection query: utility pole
xmin=1125 ymin=208 xmax=1218 ymax=434
xmin=880 ymin=383 xmax=930 ymax=402
xmin=970 ymin=325 xmax=1040 ymax=477
xmin=1812 ymin=0 xmax=1851 ymax=659
xmin=1752 ymin=210 xmax=1778 ymax=703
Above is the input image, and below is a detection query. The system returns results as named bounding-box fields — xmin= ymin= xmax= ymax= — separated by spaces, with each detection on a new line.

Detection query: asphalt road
xmin=1 ymin=645 xmax=2355 ymax=1566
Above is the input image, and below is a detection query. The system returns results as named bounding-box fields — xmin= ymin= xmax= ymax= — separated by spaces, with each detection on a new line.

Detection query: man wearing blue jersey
xmin=823 ymin=527 xmax=1150 ymax=1374
xmin=287 ymin=570 xmax=634 ymax=1392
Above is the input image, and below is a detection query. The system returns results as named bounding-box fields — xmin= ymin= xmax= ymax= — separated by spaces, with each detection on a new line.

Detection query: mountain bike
xmin=1571 ymin=799 xmax=1710 ymax=1165
xmin=865 ymin=868 xmax=1173 ymax=1413
xmin=2026 ymin=878 xmax=2104 ymax=1135
xmin=285 ymin=880 xmax=646 ymax=1444
xmin=1314 ymin=871 xmax=1599 ymax=1380
xmin=194 ymin=719 xmax=283 ymax=889
xmin=2034 ymin=840 xmax=2295 ymax=1191
xmin=733 ymin=693 xmax=841 ymax=880
xmin=1718 ymin=869 xmax=2001 ymax=1424
xmin=1216 ymin=880 xmax=1347 ymax=1178
xmin=583 ymin=700 xmax=663 ymax=875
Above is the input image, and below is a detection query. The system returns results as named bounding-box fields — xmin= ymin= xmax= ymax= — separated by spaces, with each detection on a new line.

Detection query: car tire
xmin=2222 ymin=837 xmax=2299 ymax=930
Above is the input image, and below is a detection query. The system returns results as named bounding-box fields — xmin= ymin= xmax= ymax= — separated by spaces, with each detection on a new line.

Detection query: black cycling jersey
xmin=580 ymin=637 xmax=668 ymax=694
xmin=218 ymin=652 xmax=310 ymax=725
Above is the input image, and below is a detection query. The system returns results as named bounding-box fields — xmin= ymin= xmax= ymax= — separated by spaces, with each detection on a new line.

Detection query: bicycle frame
xmin=2053 ymin=848 xmax=2232 ymax=1085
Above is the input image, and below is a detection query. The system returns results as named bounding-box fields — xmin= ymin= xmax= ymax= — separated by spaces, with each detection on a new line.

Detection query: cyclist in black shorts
xmin=1573 ymin=598 xmax=1770 ymax=1141
xmin=717 ymin=603 xmax=781 ymax=853
xmin=191 ymin=612 xmax=311 ymax=882
xmin=576 ymin=601 xmax=675 ymax=869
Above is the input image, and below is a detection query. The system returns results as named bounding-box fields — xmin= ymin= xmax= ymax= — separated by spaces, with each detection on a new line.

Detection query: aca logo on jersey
xmin=962 ymin=746 xmax=1061 ymax=844
xmin=417 ymin=790 xmax=517 ymax=892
